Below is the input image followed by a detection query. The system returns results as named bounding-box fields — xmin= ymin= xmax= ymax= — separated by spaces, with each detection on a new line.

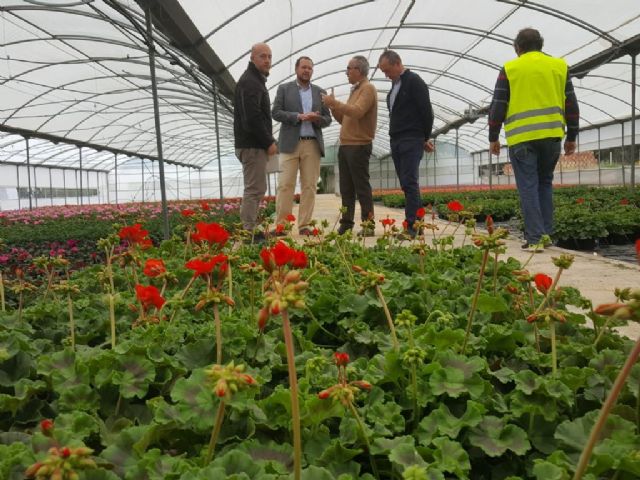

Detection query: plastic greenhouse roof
xmin=1 ymin=0 xmax=639 ymax=172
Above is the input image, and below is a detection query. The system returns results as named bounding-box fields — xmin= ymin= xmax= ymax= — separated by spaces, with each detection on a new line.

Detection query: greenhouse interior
xmin=0 ymin=1 xmax=640 ymax=479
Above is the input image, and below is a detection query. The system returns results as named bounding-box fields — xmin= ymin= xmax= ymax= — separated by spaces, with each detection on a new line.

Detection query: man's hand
xmin=489 ymin=141 xmax=501 ymax=156
xmin=564 ymin=141 xmax=576 ymax=156
xmin=305 ymin=111 xmax=322 ymax=123
xmin=424 ymin=139 xmax=435 ymax=153
xmin=267 ymin=143 xmax=278 ymax=156
xmin=321 ymin=92 xmax=336 ymax=108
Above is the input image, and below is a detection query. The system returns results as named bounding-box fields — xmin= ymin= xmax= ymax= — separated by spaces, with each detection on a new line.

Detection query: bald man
xmin=234 ymin=43 xmax=278 ymax=240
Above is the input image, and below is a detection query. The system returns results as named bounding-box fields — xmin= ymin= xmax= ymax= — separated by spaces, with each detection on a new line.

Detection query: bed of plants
xmin=0 ymin=199 xmax=245 ymax=275
xmin=1 ymin=211 xmax=639 ymax=480
xmin=382 ymin=186 xmax=640 ymax=247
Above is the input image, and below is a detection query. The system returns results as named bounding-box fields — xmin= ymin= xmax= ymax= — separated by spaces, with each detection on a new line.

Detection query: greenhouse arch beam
xmin=270 ymin=24 xmax=512 ymax=70
xmin=0 ymin=125 xmax=197 ymax=170
xmin=226 ymin=0 xmax=373 ymax=69
xmin=496 ymin=0 xmax=620 ymax=45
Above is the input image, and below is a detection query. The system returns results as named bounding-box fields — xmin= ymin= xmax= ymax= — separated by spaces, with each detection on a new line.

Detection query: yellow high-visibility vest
xmin=503 ymin=51 xmax=567 ymax=146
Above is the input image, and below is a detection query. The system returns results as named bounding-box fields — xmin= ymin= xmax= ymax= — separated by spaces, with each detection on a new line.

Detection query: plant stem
xmin=213 ymin=303 xmax=222 ymax=364
xmin=281 ymin=310 xmax=302 ymax=480
xmin=67 ymin=293 xmax=75 ymax=349
xmin=533 ymin=323 xmax=541 ymax=353
xmin=348 ymin=401 xmax=380 ymax=480
xmin=374 ymin=285 xmax=399 ymax=351
xmin=411 ymin=364 xmax=420 ymax=428
xmin=550 ymin=320 xmax=557 ymax=376
xmin=227 ymin=263 xmax=233 ymax=315
xmin=249 ymin=277 xmax=255 ymax=321
xmin=594 ymin=316 xmax=613 ymax=348
xmin=492 ymin=251 xmax=499 ymax=296
xmin=115 ymin=393 xmax=122 ymax=416
xmin=0 ymin=271 xmax=4 ymax=311
xmin=573 ymin=336 xmax=640 ymax=480
xmin=460 ymin=249 xmax=489 ymax=354
xmin=169 ymin=275 xmax=197 ymax=322
xmin=335 ymin=240 xmax=356 ymax=287
xmin=204 ymin=400 xmax=226 ymax=466
xmin=109 ymin=293 xmax=116 ymax=348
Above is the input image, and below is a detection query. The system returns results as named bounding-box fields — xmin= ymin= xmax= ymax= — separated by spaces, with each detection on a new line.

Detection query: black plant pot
xmin=556 ymin=237 xmax=599 ymax=251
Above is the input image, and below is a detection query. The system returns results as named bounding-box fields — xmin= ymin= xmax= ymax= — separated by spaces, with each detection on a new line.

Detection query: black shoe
xmin=521 ymin=241 xmax=543 ymax=252
xmin=245 ymin=231 xmax=266 ymax=244
xmin=337 ymin=225 xmax=352 ymax=235
xmin=269 ymin=229 xmax=287 ymax=237
xmin=298 ymin=227 xmax=313 ymax=236
xmin=395 ymin=229 xmax=417 ymax=241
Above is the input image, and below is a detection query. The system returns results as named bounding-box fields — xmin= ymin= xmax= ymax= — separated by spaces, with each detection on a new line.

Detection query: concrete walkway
xmin=290 ymin=194 xmax=640 ymax=339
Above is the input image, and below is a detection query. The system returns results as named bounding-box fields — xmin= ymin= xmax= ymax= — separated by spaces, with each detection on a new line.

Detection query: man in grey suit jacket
xmin=272 ymin=56 xmax=331 ymax=235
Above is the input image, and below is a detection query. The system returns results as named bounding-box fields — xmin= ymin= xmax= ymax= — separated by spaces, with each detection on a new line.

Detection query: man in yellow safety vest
xmin=488 ymin=28 xmax=579 ymax=252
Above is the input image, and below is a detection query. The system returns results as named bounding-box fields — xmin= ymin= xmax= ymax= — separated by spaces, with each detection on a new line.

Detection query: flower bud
xmin=40 ymin=419 xmax=54 ymax=436
xmin=351 ymin=380 xmax=372 ymax=390
xmin=61 ymin=447 xmax=71 ymax=458
xmin=318 ymin=388 xmax=332 ymax=399
xmin=215 ymin=379 xmax=227 ymax=397
xmin=285 ymin=270 xmax=301 ymax=283
xmin=257 ymin=307 xmax=269 ymax=331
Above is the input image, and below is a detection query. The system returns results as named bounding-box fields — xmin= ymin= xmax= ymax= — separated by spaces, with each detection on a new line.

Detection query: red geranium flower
xmin=275 ymin=223 xmax=285 ymax=234
xmin=534 ymin=273 xmax=553 ymax=294
xmin=380 ymin=217 xmax=395 ymax=227
xmin=191 ymin=222 xmax=229 ymax=247
xmin=576 ymin=198 xmax=585 ymax=205
xmin=402 ymin=220 xmax=409 ymax=230
xmin=40 ymin=419 xmax=54 ymax=436
xmin=447 ymin=200 xmax=463 ymax=212
xmin=181 ymin=209 xmax=196 ymax=217
xmin=620 ymin=198 xmax=630 ymax=205
xmin=635 ymin=238 xmax=640 ymax=259
xmin=290 ymin=250 xmax=308 ymax=269
xmin=118 ymin=224 xmax=150 ymax=245
xmin=200 ymin=201 xmax=210 ymax=211
xmin=260 ymin=241 xmax=307 ymax=271
xmin=135 ymin=284 xmax=165 ymax=310
xmin=416 ymin=207 xmax=426 ymax=219
xmin=334 ymin=352 xmax=349 ymax=366
xmin=185 ymin=254 xmax=228 ymax=278
xmin=312 ymin=228 xmax=320 ymax=236
xmin=143 ymin=258 xmax=166 ymax=277
xmin=286 ymin=214 xmax=296 ymax=222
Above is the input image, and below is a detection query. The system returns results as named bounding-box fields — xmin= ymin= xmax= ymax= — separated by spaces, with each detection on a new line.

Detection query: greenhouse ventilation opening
xmin=0 ymin=0 xmax=639 ymax=238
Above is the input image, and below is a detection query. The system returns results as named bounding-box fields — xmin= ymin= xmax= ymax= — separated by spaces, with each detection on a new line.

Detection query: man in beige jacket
xmin=322 ymin=55 xmax=377 ymax=236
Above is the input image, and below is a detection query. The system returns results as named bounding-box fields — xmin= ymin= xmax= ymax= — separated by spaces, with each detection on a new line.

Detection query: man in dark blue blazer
xmin=379 ymin=50 xmax=434 ymax=238
xmin=272 ymin=56 xmax=331 ymax=235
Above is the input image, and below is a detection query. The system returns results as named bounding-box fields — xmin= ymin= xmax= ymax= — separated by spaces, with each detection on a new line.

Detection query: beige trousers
xmin=236 ymin=148 xmax=267 ymax=231
xmin=275 ymin=139 xmax=321 ymax=228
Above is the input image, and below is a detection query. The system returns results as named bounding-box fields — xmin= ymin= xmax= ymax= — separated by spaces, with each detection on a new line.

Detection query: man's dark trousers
xmin=338 ymin=144 xmax=374 ymax=229
xmin=391 ymin=137 xmax=423 ymax=229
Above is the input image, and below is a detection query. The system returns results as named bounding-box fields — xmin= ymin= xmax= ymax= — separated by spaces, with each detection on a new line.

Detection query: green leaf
xmin=416 ymin=400 xmax=485 ymax=445
xmin=300 ymin=465 xmax=339 ymax=480
xmin=532 ymin=460 xmax=569 ymax=480
xmin=476 ymin=294 xmax=509 ymax=313
xmin=431 ymin=437 xmax=470 ymax=478
xmin=554 ymin=411 xmax=637 ymax=453
xmin=371 ymin=435 xmax=415 ymax=455
xmin=212 ymin=449 xmax=264 ymax=477
xmin=468 ymin=416 xmax=531 ymax=457
xmin=428 ymin=352 xmax=487 ymax=399
xmin=169 ymin=369 xmax=217 ymax=432
xmin=113 ymin=355 xmax=155 ymax=399
xmin=388 ymin=442 xmax=428 ymax=470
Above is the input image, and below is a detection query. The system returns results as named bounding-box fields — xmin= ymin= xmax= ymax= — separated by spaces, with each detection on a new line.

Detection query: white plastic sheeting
xmin=0 ymin=0 xmax=639 ymax=171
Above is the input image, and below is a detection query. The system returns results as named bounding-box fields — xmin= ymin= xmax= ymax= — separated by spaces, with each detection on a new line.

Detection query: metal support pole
xmin=631 ymin=53 xmax=636 ymax=188
xmin=63 ymin=169 xmax=67 ymax=205
xmin=106 ymin=170 xmax=110 ymax=204
xmin=621 ymin=123 xmax=626 ymax=186
xmin=198 ymin=170 xmax=203 ymax=198
xmin=577 ymin=132 xmax=581 ymax=185
xmin=455 ymin=128 xmax=460 ymax=189
xmin=597 ymin=127 xmax=601 ymax=186
xmin=433 ymin=137 xmax=437 ymax=187
xmin=489 ymin=151 xmax=493 ymax=190
xmin=33 ymin=167 xmax=39 ymax=208
xmin=175 ymin=164 xmax=180 ymax=200
xmin=49 ymin=168 xmax=53 ymax=206
xmin=86 ymin=169 xmax=90 ymax=204
xmin=78 ymin=147 xmax=83 ymax=206
xmin=25 ymin=137 xmax=33 ymax=210
xmin=16 ymin=165 xmax=21 ymax=210
xmin=141 ymin=159 xmax=145 ymax=202
xmin=74 ymin=170 xmax=79 ymax=205
xmin=145 ymin=6 xmax=170 ymax=239
xmin=96 ymin=171 xmax=100 ymax=203
xmin=213 ymin=80 xmax=224 ymax=199
xmin=114 ymin=153 xmax=118 ymax=204
xmin=151 ymin=161 xmax=156 ymax=201
xmin=188 ymin=168 xmax=192 ymax=199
